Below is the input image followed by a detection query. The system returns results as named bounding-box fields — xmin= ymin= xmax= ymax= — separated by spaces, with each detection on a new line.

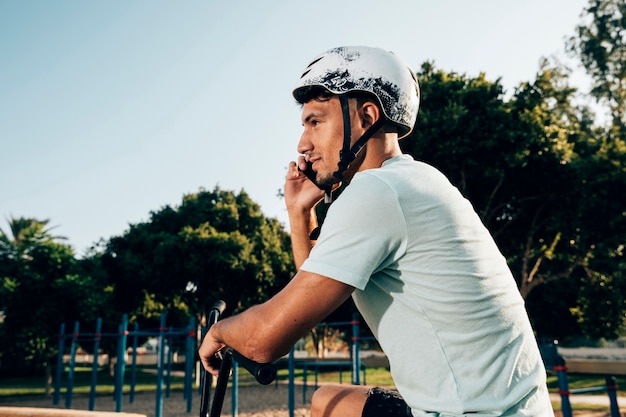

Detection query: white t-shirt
xmin=301 ymin=155 xmax=553 ymax=416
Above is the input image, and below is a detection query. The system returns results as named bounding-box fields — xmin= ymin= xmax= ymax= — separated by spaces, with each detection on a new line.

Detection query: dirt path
xmin=1 ymin=385 xmax=624 ymax=417
xmin=0 ymin=384 xmax=312 ymax=417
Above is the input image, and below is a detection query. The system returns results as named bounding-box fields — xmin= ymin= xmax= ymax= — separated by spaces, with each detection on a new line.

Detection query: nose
xmin=297 ymin=130 xmax=311 ymax=155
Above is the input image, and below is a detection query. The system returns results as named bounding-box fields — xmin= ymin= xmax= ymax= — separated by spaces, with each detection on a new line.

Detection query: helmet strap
xmin=333 ymin=95 xmax=386 ymax=181
xmin=309 ymin=95 xmax=385 ymax=241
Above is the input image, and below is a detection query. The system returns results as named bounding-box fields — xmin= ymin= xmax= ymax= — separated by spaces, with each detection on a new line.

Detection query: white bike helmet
xmin=293 ymin=46 xmax=420 ymax=139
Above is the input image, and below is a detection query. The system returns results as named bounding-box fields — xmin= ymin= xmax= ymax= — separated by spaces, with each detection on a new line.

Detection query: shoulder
xmin=333 ymin=169 xmax=403 ymax=218
xmin=319 ymin=164 xmax=408 ymax=241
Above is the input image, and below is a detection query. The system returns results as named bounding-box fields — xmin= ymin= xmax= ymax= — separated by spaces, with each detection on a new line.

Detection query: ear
xmin=358 ymin=101 xmax=381 ymax=129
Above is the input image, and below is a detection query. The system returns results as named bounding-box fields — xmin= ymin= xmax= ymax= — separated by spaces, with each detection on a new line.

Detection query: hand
xmin=284 ymin=158 xmax=326 ymax=214
xmin=198 ymin=328 xmax=226 ymax=377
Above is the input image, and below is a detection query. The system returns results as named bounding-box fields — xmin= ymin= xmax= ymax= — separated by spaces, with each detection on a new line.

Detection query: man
xmin=199 ymin=46 xmax=553 ymax=416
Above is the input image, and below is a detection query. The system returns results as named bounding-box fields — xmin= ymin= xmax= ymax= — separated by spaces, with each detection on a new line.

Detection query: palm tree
xmin=0 ymin=217 xmax=72 ymax=376
xmin=0 ymin=216 xmax=66 ymax=260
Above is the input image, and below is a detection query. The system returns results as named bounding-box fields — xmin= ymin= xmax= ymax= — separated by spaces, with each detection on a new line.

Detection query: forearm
xmin=208 ymin=304 xmax=299 ymax=364
xmin=205 ymin=277 xmax=333 ymax=363
xmin=289 ymin=207 xmax=317 ymax=269
xmin=198 ymin=270 xmax=355 ymax=374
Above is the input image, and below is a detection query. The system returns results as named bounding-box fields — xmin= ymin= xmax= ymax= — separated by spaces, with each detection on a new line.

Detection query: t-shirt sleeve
xmin=300 ymin=173 xmax=407 ymax=290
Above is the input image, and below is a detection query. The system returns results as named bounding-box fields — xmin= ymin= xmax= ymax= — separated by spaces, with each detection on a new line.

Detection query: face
xmin=297 ymin=96 xmax=364 ymax=187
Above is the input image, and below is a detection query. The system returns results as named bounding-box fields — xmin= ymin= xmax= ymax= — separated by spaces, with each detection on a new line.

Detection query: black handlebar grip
xmin=231 ymin=350 xmax=277 ymax=385
xmin=210 ymin=300 xmax=226 ymax=315
xmin=208 ymin=300 xmax=226 ymax=327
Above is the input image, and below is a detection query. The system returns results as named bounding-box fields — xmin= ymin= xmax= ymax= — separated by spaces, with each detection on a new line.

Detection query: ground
xmin=1 ymin=384 xmax=625 ymax=417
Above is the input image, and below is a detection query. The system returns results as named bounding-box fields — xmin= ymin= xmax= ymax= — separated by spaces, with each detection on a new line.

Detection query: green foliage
xmin=572 ymin=267 xmax=626 ymax=340
xmin=406 ymin=62 xmax=517 ymax=204
xmin=0 ymin=189 xmax=294 ymax=376
xmin=1 ymin=1 xmax=624 ymax=375
xmin=101 ymin=187 xmax=295 ymax=328
xmin=526 ymin=279 xmax=583 ymax=343
xmin=568 ymin=0 xmax=626 ymax=131
xmin=0 ymin=217 xmax=110 ymax=377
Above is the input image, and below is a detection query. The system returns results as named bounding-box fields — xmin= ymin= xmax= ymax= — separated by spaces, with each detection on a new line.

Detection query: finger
xmin=200 ymin=353 xmax=220 ymax=375
xmin=200 ymin=356 xmax=210 ymax=372
xmin=297 ymin=155 xmax=308 ymax=172
xmin=287 ymin=161 xmax=299 ymax=178
xmin=288 ymin=161 xmax=309 ymax=181
xmin=207 ymin=365 xmax=219 ymax=377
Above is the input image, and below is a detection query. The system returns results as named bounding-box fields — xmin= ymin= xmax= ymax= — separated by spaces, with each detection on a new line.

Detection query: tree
xmin=0 ymin=217 xmax=64 ymax=260
xmin=566 ymin=0 xmax=626 ymax=340
xmin=568 ymin=0 xmax=626 ymax=134
xmin=565 ymin=119 xmax=626 ymax=340
xmin=0 ymin=217 xmax=108 ymax=376
xmin=100 ymin=187 xmax=295 ymax=329
xmin=502 ymin=60 xmax=589 ymax=299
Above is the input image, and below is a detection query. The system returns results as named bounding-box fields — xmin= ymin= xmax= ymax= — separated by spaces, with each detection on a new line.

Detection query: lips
xmin=308 ymin=157 xmax=320 ymax=167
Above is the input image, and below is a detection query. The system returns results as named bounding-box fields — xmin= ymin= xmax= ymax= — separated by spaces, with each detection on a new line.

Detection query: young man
xmin=199 ymin=46 xmax=554 ymax=416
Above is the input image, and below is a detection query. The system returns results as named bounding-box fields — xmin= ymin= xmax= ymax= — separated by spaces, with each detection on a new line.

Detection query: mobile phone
xmin=299 ymin=161 xmax=323 ymax=190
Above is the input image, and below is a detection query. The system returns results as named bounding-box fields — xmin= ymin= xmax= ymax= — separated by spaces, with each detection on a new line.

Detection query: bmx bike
xmin=199 ymin=300 xmax=277 ymax=417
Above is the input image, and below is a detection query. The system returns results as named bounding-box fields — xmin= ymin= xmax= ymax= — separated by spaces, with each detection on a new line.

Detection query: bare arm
xmin=198 ymin=159 xmax=347 ymax=375
xmin=198 ymin=270 xmax=354 ymax=374
xmin=288 ymin=206 xmax=317 ymax=270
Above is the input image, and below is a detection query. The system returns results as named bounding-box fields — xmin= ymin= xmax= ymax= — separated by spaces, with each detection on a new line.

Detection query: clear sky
xmin=1 ymin=0 xmax=588 ymax=255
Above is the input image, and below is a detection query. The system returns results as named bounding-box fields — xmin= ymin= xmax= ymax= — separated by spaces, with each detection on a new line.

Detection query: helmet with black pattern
xmin=293 ymin=46 xmax=420 ymax=139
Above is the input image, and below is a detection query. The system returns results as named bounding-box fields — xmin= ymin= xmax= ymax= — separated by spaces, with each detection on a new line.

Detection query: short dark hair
xmin=293 ymin=85 xmax=334 ymax=104
xmin=294 ymin=85 xmax=379 ymax=110
xmin=294 ymin=86 xmax=397 ymax=134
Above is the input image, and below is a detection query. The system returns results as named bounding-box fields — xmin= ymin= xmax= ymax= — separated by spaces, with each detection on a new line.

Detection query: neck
xmin=360 ymin=133 xmax=401 ymax=170
xmin=344 ymin=134 xmax=401 ymax=183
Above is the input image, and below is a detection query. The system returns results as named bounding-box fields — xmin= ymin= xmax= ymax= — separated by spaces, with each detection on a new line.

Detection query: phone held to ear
xmin=298 ymin=161 xmax=320 ymax=188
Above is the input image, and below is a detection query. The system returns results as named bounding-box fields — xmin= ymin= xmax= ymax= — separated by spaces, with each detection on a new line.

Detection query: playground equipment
xmin=540 ymin=341 xmax=622 ymax=417
xmin=197 ymin=310 xmax=372 ymax=417
xmin=54 ymin=311 xmax=196 ymax=417
xmin=290 ymin=313 xmax=372 ymax=405
xmin=202 ymin=310 xmax=373 ymax=416
xmin=54 ymin=310 xmax=374 ymax=417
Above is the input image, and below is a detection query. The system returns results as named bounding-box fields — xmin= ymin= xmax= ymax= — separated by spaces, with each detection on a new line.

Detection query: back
xmin=301 ymin=154 xmax=553 ymax=415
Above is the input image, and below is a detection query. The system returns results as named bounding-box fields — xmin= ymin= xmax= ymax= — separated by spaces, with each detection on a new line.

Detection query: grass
xmin=0 ymin=364 xmax=390 ymax=398
xmin=1 ymin=365 xmax=624 ymax=415
xmin=243 ymin=366 xmax=397 ymax=387
xmin=0 ymin=365 xmax=186 ymax=399
xmin=284 ymin=366 xmax=395 ymax=387
xmin=546 ymin=373 xmax=626 ymax=395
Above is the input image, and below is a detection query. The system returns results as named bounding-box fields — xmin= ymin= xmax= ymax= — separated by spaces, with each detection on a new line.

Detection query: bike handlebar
xmin=200 ymin=300 xmax=276 ymax=417
xmin=210 ymin=300 xmax=226 ymax=315
xmin=230 ymin=350 xmax=276 ymax=385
